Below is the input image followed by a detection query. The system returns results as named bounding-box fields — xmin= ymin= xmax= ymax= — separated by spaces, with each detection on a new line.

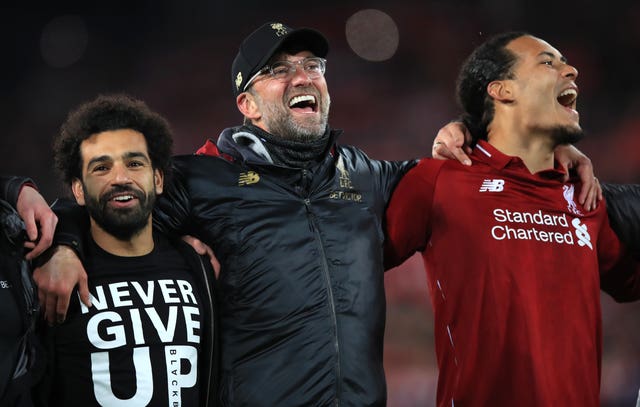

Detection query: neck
xmin=487 ymin=121 xmax=555 ymax=174
xmin=89 ymin=218 xmax=154 ymax=256
xmin=247 ymin=124 xmax=331 ymax=168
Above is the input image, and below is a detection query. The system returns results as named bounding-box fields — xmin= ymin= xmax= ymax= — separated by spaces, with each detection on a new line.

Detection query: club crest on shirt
xmin=563 ymin=185 xmax=583 ymax=216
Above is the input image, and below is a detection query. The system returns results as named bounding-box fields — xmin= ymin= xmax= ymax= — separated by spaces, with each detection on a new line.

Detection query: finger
xmin=77 ymin=273 xmax=92 ymax=308
xmin=25 ymin=237 xmax=48 ymax=260
xmin=578 ymin=181 xmax=591 ymax=209
xmin=26 ymin=216 xmax=56 ymax=260
xmin=432 ymin=141 xmax=452 ymax=159
xmin=56 ymin=293 xmax=70 ymax=324
xmin=584 ymin=181 xmax=596 ymax=212
xmin=37 ymin=286 xmax=46 ymax=315
xmin=45 ymin=292 xmax=57 ymax=325
xmin=23 ymin=211 xmax=38 ymax=242
xmin=210 ymin=251 xmax=221 ymax=279
xmin=451 ymin=147 xmax=472 ymax=166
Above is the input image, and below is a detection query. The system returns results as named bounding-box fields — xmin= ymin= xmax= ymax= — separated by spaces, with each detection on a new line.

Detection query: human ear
xmin=236 ymin=92 xmax=261 ymax=121
xmin=71 ymin=178 xmax=86 ymax=206
xmin=153 ymin=169 xmax=164 ymax=195
xmin=487 ymin=80 xmax=514 ymax=103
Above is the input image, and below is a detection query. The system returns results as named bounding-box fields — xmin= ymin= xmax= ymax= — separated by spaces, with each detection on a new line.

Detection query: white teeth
xmin=113 ymin=195 xmax=133 ymax=201
xmin=289 ymin=95 xmax=316 ymax=107
xmin=559 ymin=89 xmax=577 ymax=97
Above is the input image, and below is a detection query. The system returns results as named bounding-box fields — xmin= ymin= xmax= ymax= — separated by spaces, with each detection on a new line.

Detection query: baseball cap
xmin=231 ymin=22 xmax=329 ymax=96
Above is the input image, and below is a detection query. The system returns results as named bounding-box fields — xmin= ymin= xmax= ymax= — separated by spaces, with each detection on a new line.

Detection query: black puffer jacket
xmin=155 ymin=127 xmax=413 ymax=406
xmin=602 ymin=183 xmax=640 ymax=258
xmin=0 ymin=176 xmax=42 ymax=407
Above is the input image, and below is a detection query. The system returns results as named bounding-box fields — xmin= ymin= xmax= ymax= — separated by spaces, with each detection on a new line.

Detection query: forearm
xmin=0 ymin=175 xmax=35 ymax=207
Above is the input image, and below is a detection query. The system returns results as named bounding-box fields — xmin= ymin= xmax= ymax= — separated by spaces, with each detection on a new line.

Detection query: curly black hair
xmin=54 ymin=94 xmax=174 ymax=185
xmin=456 ymin=31 xmax=529 ymax=144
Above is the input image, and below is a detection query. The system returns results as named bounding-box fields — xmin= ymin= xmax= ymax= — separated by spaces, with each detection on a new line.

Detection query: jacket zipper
xmin=197 ymin=256 xmax=215 ymax=407
xmin=303 ymin=197 xmax=341 ymax=406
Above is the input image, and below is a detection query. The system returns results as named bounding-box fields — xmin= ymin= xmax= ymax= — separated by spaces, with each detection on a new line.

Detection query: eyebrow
xmin=538 ymin=51 xmax=567 ymax=64
xmin=86 ymin=151 xmax=150 ymax=168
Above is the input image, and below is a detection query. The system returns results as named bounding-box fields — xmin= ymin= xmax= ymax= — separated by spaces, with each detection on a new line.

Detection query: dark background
xmin=3 ymin=1 xmax=639 ymax=405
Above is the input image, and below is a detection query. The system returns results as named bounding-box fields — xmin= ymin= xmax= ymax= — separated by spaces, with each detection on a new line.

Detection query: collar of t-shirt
xmin=472 ymin=139 xmax=567 ymax=181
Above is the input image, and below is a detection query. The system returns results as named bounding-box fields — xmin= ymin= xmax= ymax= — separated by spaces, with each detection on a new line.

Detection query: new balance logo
xmin=479 ymin=179 xmax=505 ymax=192
xmin=238 ymin=171 xmax=260 ymax=186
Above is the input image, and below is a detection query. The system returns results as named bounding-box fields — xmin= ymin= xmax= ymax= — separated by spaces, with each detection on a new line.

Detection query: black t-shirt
xmin=47 ymin=233 xmax=203 ymax=406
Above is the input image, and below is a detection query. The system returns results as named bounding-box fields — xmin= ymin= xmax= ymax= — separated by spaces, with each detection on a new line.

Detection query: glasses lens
xmin=268 ymin=58 xmax=326 ymax=81
xmin=303 ymin=58 xmax=325 ymax=78
xmin=270 ymin=62 xmax=292 ymax=79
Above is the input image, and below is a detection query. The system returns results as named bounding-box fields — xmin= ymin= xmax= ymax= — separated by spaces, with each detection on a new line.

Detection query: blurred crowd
xmin=3 ymin=1 xmax=639 ymax=405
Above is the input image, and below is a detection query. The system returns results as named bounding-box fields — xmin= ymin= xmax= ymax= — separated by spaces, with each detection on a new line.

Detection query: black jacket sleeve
xmin=48 ymin=198 xmax=90 ymax=261
xmin=153 ymin=158 xmax=194 ymax=236
xmin=602 ymin=182 xmax=640 ymax=259
xmin=0 ymin=176 xmax=35 ymax=208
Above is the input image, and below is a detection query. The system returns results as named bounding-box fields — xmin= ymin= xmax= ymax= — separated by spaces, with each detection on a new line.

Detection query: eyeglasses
xmin=244 ymin=57 xmax=327 ymax=91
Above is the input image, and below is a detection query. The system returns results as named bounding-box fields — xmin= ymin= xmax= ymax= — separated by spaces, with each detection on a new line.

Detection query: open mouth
xmin=105 ymin=191 xmax=141 ymax=206
xmin=111 ymin=194 xmax=135 ymax=203
xmin=289 ymin=94 xmax=317 ymax=113
xmin=557 ymin=88 xmax=577 ymax=109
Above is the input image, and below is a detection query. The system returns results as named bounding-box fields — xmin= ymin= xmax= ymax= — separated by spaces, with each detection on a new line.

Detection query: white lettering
xmin=130 ymin=308 xmax=145 ymax=345
xmin=110 ymin=282 xmax=133 ymax=307
xmin=91 ymin=347 xmax=153 ymax=406
xmin=146 ymin=306 xmax=178 ymax=342
xmin=165 ymin=345 xmax=198 ymax=406
xmin=87 ymin=311 xmax=126 ymax=349
xmin=177 ymin=280 xmax=197 ymax=305
xmin=131 ymin=281 xmax=155 ymax=305
xmin=159 ymin=280 xmax=180 ymax=303
xmin=183 ymin=306 xmax=201 ymax=343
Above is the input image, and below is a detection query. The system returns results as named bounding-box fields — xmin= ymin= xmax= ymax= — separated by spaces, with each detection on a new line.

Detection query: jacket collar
xmin=215 ymin=125 xmax=342 ymax=166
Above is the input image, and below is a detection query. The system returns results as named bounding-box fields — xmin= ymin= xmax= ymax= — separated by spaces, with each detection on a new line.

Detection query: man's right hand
xmin=33 ymin=245 xmax=91 ymax=324
xmin=432 ymin=121 xmax=473 ymax=165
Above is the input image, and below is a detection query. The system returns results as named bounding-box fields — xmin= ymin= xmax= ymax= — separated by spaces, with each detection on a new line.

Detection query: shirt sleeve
xmin=384 ymin=158 xmax=445 ymax=269
xmin=0 ymin=175 xmax=35 ymax=208
xmin=153 ymin=158 xmax=194 ymax=236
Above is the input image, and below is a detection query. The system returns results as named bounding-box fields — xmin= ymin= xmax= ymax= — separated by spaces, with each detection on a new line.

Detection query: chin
xmin=550 ymin=125 xmax=584 ymax=145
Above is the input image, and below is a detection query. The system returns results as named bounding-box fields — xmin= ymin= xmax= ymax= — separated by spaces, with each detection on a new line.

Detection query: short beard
xmin=83 ymin=184 xmax=155 ymax=241
xmin=255 ymin=90 xmax=331 ymax=142
xmin=549 ymin=125 xmax=585 ymax=146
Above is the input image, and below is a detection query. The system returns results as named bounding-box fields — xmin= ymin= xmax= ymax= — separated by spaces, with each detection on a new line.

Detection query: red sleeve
xmin=598 ymin=201 xmax=640 ymax=302
xmin=384 ymin=158 xmax=445 ymax=269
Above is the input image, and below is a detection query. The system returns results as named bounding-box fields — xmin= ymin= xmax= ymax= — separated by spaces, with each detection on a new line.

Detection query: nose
xmin=112 ymin=163 xmax=133 ymax=184
xmin=289 ymin=64 xmax=313 ymax=86
xmin=563 ymin=63 xmax=578 ymax=79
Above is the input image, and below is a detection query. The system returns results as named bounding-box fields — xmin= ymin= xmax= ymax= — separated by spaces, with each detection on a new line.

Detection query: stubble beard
xmin=83 ymin=183 xmax=155 ymax=241
xmin=258 ymin=91 xmax=331 ymax=142
xmin=548 ymin=125 xmax=585 ymax=146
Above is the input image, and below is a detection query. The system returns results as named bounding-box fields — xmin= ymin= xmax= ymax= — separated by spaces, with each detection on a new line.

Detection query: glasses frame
xmin=243 ymin=57 xmax=327 ymax=92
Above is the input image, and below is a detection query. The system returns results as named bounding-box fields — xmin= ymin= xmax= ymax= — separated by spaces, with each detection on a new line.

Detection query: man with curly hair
xmin=38 ymin=94 xmax=218 ymax=407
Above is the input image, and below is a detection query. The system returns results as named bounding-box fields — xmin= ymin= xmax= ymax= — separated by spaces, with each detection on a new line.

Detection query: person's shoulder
xmin=172 ymin=153 xmax=239 ymax=175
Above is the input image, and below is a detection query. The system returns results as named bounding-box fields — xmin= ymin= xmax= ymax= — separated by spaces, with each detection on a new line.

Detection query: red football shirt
xmin=385 ymin=140 xmax=632 ymax=407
